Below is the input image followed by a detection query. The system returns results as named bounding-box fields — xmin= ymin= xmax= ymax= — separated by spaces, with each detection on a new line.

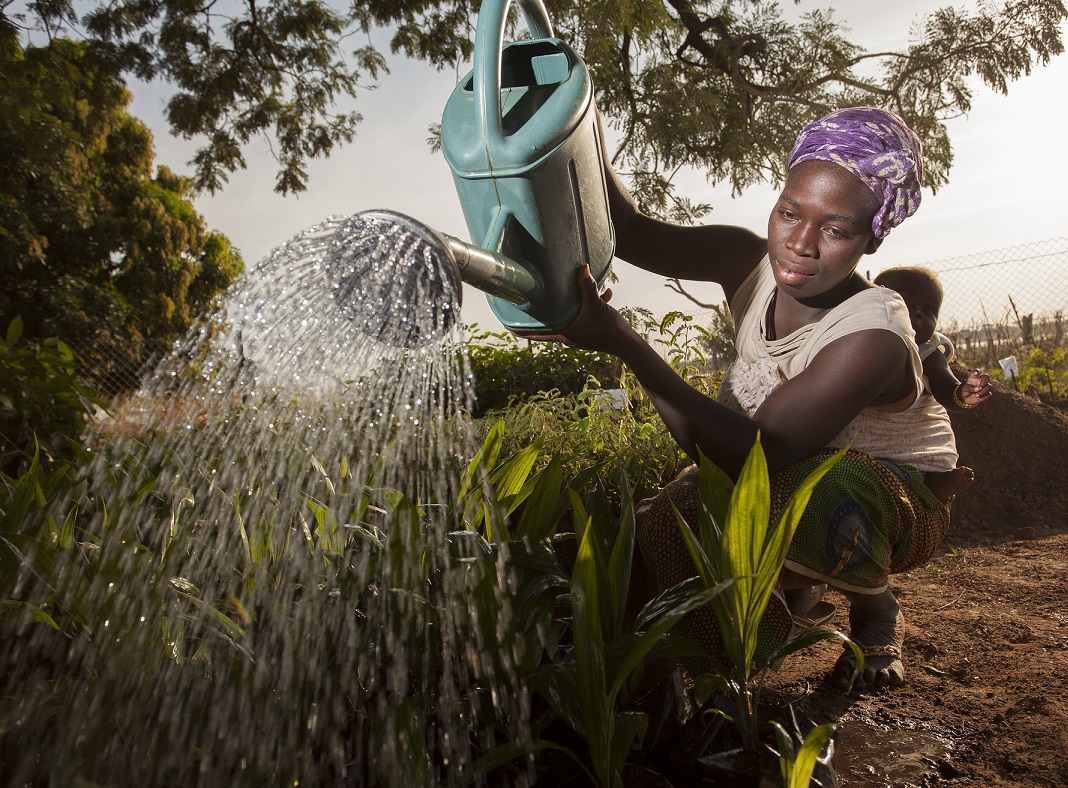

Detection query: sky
xmin=130 ymin=2 xmax=1068 ymax=333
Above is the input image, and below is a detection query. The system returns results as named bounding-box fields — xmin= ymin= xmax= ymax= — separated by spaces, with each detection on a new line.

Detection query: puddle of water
xmin=835 ymin=722 xmax=954 ymax=787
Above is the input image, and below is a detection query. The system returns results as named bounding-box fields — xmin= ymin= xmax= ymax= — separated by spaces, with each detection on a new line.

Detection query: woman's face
xmin=767 ymin=160 xmax=881 ymax=303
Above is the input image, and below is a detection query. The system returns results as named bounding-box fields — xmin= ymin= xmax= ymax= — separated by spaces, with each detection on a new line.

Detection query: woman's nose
xmin=785 ymin=222 xmax=819 ymax=257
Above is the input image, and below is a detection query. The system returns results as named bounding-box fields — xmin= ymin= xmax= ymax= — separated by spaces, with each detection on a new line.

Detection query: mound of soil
xmin=766 ymin=378 xmax=1068 ymax=786
xmin=948 ymin=372 xmax=1068 ymax=545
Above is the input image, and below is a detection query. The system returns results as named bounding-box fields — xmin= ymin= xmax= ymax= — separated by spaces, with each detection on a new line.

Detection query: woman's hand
xmin=517 ymin=264 xmax=632 ymax=353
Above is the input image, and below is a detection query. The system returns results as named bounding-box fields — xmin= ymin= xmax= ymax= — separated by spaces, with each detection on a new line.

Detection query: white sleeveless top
xmin=716 ymin=257 xmax=958 ymax=472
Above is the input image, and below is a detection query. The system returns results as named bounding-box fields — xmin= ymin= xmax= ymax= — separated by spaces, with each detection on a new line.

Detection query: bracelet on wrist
xmin=952 ymin=384 xmax=977 ymax=409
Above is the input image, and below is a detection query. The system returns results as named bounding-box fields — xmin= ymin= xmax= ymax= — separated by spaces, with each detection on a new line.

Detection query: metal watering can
xmin=438 ymin=0 xmax=614 ymax=332
xmin=341 ymin=0 xmax=612 ymax=344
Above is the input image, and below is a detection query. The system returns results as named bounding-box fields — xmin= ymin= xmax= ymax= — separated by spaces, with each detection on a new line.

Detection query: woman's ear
xmin=865 ymin=235 xmax=884 ymax=255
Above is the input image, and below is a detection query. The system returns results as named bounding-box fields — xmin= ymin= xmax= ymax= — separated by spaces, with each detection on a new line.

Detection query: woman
xmin=525 ymin=107 xmax=949 ymax=691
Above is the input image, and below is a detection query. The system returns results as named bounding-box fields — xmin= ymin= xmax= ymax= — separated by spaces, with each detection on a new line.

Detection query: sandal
xmin=791 ymin=600 xmax=837 ymax=630
xmin=833 ymin=641 xmax=904 ymax=691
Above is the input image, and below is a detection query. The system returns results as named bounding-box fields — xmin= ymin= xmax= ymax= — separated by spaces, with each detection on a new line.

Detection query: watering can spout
xmin=438 ymin=231 xmax=546 ymax=307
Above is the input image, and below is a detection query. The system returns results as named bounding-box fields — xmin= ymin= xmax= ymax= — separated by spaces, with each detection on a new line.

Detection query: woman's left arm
xmin=746 ymin=330 xmax=917 ymax=469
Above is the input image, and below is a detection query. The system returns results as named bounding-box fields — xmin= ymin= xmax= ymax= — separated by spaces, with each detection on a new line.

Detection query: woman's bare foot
xmin=831 ymin=589 xmax=905 ymax=692
xmin=924 ymin=466 xmax=975 ymax=503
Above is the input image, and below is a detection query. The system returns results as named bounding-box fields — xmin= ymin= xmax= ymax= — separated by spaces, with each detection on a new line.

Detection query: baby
xmin=874 ymin=266 xmax=992 ymax=502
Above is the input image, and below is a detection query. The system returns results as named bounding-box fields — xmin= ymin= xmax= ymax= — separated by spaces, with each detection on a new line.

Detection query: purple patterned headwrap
xmin=788 ymin=107 xmax=923 ymax=239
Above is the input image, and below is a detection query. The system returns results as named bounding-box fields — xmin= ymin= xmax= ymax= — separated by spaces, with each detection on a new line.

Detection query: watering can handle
xmin=474 ymin=0 xmax=554 ymax=152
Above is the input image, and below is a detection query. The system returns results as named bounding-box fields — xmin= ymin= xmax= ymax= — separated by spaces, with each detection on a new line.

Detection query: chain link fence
xmin=65 ymin=335 xmax=173 ymax=403
xmin=871 ymin=237 xmax=1068 ymax=370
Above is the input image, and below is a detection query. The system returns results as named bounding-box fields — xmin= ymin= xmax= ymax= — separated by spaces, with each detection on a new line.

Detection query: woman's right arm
xmin=599 ymin=119 xmax=767 ymax=298
xmin=524 ymin=267 xmax=917 ymax=479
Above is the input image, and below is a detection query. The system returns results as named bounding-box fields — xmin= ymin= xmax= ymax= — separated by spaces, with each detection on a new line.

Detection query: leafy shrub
xmin=0 ymin=318 xmax=105 ymax=477
xmin=469 ymin=311 xmax=725 ymax=504
xmin=476 ymin=385 xmax=686 ymax=505
xmin=1015 ymin=346 xmax=1067 ymax=399
xmin=466 ymin=327 xmax=622 ymax=416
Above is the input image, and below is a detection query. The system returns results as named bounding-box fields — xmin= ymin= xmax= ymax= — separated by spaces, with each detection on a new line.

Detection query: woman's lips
xmin=774 ymin=259 xmax=813 ymax=286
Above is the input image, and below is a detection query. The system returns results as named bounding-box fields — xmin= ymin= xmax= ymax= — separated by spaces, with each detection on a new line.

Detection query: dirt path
xmin=763 ymin=381 xmax=1068 ymax=787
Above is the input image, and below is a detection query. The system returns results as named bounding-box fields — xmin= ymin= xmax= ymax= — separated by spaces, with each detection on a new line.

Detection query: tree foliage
xmin=0 ymin=35 xmax=243 ymax=393
xmin=3 ymin=0 xmax=1065 ymax=210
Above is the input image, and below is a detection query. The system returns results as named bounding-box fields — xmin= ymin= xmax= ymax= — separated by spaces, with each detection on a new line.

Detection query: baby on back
xmin=874 ymin=266 xmax=992 ymax=502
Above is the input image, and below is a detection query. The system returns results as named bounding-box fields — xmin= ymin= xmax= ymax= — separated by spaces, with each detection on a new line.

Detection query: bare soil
xmin=764 ymin=377 xmax=1068 ymax=787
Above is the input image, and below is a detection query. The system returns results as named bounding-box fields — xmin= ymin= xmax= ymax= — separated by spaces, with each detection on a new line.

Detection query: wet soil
xmin=763 ymin=378 xmax=1068 ymax=787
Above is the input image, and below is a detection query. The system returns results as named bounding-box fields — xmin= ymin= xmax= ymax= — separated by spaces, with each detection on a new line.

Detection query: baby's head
xmin=874 ymin=266 xmax=943 ymax=344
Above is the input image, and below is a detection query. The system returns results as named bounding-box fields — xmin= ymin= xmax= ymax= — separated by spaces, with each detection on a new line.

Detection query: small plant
xmin=1019 ymin=346 xmax=1067 ymax=400
xmin=676 ymin=437 xmax=861 ymax=752
xmin=770 ymin=719 xmax=836 ymax=788
xmin=453 ymin=424 xmax=730 ymax=786
xmin=523 ymin=471 xmax=726 ymax=788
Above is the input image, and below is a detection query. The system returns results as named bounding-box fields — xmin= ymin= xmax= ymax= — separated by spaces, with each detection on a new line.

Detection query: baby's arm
xmin=923 ymin=351 xmax=992 ymax=411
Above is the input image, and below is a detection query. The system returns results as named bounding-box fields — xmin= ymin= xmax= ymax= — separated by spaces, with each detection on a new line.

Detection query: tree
xmin=0 ymin=35 xmax=243 ymax=393
xmin=3 ymin=0 xmax=1065 ymax=211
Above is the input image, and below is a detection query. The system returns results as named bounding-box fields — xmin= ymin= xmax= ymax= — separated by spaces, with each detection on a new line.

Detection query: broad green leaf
xmin=607 ymin=468 xmax=635 ymax=636
xmin=764 ymin=448 xmax=844 ymax=557
xmin=608 ymin=710 xmax=648 ymax=779
xmin=490 ymin=443 xmax=540 ymax=513
xmin=693 ymin=673 xmax=736 ymax=707
xmin=608 ymin=583 xmax=731 ymax=701
xmin=695 ymin=451 xmax=734 ymax=546
xmin=501 ymin=538 xmax=568 ymax=580
xmin=760 ymin=448 xmax=846 ymax=580
xmin=303 ymin=495 xmax=330 ymax=532
xmin=634 ymin=576 xmax=711 ymax=630
xmin=2 ymin=599 xmax=59 ymax=629
xmin=553 ymin=463 xmax=606 ymax=524
xmin=771 ymin=720 xmax=836 ymax=788
xmin=606 ymin=632 xmax=709 ymax=670
xmin=5 ymin=316 xmax=23 ymax=346
xmin=528 ymin=662 xmax=584 ymax=734
xmin=514 ymin=455 xmax=564 ymax=542
xmin=571 ymin=519 xmax=609 ymax=776
xmin=233 ymin=494 xmax=252 ymax=564
xmin=581 ymin=479 xmax=621 ymax=639
xmin=789 ymin=723 xmax=835 ymax=788
xmin=766 ymin=625 xmax=851 ymax=666
xmin=772 ymin=721 xmax=797 ymax=784
xmin=671 ymin=499 xmax=714 ymax=585
xmin=0 ymin=450 xmax=45 ymax=533
xmin=458 ymin=420 xmax=504 ymax=503
xmin=176 ymin=591 xmax=245 ymax=640
xmin=57 ymin=504 xmax=77 ymax=549
xmin=724 ymin=434 xmax=770 ymax=583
